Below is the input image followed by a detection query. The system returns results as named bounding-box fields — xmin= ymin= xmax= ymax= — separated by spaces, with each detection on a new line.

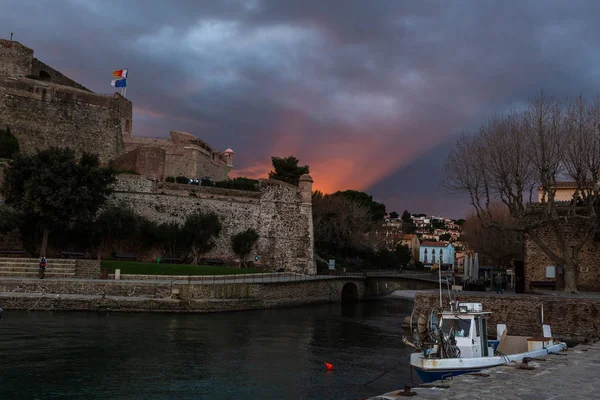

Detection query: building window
xmin=125 ymin=119 xmax=131 ymax=133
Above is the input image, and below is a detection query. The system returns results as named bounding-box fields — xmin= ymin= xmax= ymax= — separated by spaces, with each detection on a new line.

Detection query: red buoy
xmin=324 ymin=362 xmax=334 ymax=370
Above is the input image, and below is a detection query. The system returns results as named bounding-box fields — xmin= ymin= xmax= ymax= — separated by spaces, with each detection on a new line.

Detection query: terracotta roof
xmin=401 ymin=234 xmax=417 ymax=240
xmin=421 ymin=241 xmax=450 ymax=247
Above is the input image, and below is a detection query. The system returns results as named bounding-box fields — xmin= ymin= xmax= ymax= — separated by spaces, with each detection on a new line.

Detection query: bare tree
xmin=313 ymin=195 xmax=374 ymax=256
xmin=462 ymin=205 xmax=522 ymax=268
xmin=445 ymin=93 xmax=600 ymax=292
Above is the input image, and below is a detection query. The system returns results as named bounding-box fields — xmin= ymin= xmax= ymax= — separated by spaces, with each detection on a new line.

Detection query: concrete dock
xmin=368 ymin=344 xmax=599 ymax=400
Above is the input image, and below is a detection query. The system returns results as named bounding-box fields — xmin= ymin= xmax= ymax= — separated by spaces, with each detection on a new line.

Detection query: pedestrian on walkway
xmin=495 ymin=273 xmax=504 ymax=294
xmin=39 ymin=256 xmax=47 ymax=279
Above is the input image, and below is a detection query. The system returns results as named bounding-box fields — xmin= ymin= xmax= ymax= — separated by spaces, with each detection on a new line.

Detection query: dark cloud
xmin=2 ymin=0 xmax=600 ymax=217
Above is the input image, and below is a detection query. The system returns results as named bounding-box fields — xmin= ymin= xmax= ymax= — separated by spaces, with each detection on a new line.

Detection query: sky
xmin=2 ymin=0 xmax=600 ymax=218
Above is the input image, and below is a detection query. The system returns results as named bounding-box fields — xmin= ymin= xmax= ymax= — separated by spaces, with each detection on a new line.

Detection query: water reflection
xmin=0 ymin=299 xmax=414 ymax=400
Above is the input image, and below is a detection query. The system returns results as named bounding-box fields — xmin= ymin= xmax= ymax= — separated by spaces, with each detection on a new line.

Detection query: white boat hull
xmin=410 ymin=342 xmax=567 ymax=382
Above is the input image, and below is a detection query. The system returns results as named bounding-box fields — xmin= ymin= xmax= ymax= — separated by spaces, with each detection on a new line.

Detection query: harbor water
xmin=0 ymin=299 xmax=415 ymax=400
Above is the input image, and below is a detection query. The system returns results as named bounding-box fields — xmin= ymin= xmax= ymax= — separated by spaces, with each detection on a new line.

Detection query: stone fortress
xmin=0 ymin=38 xmax=315 ymax=274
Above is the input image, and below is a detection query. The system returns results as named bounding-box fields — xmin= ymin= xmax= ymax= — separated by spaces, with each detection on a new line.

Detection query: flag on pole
xmin=112 ymin=69 xmax=128 ymax=78
xmin=111 ymin=79 xmax=127 ymax=88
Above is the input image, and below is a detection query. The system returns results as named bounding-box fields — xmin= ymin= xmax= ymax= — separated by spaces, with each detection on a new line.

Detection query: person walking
xmin=39 ymin=256 xmax=47 ymax=279
xmin=495 ymin=273 xmax=504 ymax=294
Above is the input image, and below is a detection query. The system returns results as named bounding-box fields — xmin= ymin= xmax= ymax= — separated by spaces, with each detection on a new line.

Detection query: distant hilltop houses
xmin=377 ymin=212 xmax=467 ymax=268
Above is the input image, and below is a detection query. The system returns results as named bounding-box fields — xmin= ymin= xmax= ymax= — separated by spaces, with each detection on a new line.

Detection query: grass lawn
xmin=101 ymin=260 xmax=261 ymax=275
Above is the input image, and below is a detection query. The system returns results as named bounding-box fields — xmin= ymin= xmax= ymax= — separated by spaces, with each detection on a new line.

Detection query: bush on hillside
xmin=0 ymin=126 xmax=20 ymax=159
xmin=215 ymin=177 xmax=259 ymax=192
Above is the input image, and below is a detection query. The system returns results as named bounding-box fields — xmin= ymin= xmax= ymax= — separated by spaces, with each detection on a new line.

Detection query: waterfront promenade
xmin=369 ymin=344 xmax=599 ymax=400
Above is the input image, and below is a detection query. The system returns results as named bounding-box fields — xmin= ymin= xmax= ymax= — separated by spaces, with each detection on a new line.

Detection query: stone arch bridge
xmin=0 ymin=273 xmax=441 ymax=312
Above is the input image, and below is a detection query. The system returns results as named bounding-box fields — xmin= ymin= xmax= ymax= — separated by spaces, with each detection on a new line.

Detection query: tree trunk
xmin=562 ymin=257 xmax=578 ymax=293
xmin=40 ymin=227 xmax=49 ymax=257
xmin=191 ymin=240 xmax=198 ymax=265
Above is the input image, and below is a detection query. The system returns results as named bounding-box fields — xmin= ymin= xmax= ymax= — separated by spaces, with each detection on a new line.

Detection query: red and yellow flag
xmin=112 ymin=69 xmax=128 ymax=78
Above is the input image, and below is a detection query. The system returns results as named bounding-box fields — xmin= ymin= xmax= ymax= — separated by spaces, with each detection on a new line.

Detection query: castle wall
xmin=112 ymin=146 xmax=165 ymax=180
xmin=30 ymin=58 xmax=90 ymax=91
xmin=0 ymin=40 xmax=32 ymax=80
xmin=109 ymin=176 xmax=315 ymax=274
xmin=524 ymin=219 xmax=600 ymax=292
xmin=0 ymin=78 xmax=129 ymax=164
xmin=123 ymin=136 xmax=232 ymax=181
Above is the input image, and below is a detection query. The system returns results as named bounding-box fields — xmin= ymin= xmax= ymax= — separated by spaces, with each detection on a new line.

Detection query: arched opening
xmin=124 ymin=119 xmax=131 ymax=134
xmin=39 ymin=70 xmax=51 ymax=81
xmin=341 ymin=282 xmax=359 ymax=303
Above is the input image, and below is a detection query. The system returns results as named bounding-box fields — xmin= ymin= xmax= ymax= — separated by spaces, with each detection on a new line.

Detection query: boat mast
xmin=438 ymin=262 xmax=442 ymax=307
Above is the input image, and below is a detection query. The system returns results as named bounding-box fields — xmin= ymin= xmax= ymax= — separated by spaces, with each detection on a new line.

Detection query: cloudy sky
xmin=2 ymin=0 xmax=600 ymax=218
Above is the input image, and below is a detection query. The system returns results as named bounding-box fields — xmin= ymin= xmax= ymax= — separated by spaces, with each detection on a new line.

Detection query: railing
xmin=110 ymin=270 xmax=440 ymax=285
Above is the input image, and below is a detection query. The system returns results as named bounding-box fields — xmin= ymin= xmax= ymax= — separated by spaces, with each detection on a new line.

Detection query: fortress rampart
xmin=0 ymin=38 xmax=314 ymax=273
xmin=0 ymin=38 xmax=232 ymax=181
xmin=0 ymin=77 xmax=129 ymax=164
xmin=109 ymin=174 xmax=315 ymax=274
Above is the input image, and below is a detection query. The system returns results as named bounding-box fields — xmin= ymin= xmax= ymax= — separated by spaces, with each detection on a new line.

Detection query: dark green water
xmin=0 ymin=299 xmax=415 ymax=400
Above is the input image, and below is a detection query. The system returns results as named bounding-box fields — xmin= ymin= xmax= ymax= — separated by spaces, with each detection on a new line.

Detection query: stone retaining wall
xmin=414 ymin=292 xmax=600 ymax=342
xmin=74 ymin=260 xmax=100 ymax=278
xmin=0 ymin=277 xmax=365 ymax=313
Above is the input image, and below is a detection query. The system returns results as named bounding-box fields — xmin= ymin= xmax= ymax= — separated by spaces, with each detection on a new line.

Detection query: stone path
xmin=368 ymin=344 xmax=600 ymax=400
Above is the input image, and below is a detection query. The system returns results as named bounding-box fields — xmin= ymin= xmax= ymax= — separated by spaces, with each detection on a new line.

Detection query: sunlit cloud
xmin=5 ymin=0 xmax=600 ymax=218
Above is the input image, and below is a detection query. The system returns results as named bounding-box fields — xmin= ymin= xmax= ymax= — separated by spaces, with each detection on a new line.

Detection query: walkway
xmin=0 ymin=271 xmax=437 ymax=285
xmin=368 ymin=344 xmax=600 ymax=399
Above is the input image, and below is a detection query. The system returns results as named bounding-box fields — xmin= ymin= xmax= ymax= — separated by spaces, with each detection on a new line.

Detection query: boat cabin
xmin=439 ymin=302 xmax=494 ymax=358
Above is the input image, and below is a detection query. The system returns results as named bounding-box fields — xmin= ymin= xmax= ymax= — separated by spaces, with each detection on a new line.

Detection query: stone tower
xmin=298 ymin=174 xmax=316 ymax=274
xmin=223 ymin=148 xmax=234 ymax=167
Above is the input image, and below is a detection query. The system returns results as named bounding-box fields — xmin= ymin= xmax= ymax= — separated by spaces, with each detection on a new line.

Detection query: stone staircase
xmin=0 ymin=258 xmax=77 ymax=278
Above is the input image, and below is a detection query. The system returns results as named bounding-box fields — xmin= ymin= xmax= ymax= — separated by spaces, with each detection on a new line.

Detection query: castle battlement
xmin=2 ymin=76 xmax=131 ymax=111
xmin=0 ymin=38 xmax=232 ymax=181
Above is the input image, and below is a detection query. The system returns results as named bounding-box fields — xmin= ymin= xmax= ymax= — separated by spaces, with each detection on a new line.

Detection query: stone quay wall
xmin=0 ymin=277 xmax=364 ymax=313
xmin=109 ymin=175 xmax=315 ymax=274
xmin=524 ymin=218 xmax=600 ymax=292
xmin=74 ymin=260 xmax=100 ymax=278
xmin=414 ymin=292 xmax=600 ymax=342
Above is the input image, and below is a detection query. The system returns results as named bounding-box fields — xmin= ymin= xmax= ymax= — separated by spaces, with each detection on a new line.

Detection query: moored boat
xmin=403 ymin=301 xmax=567 ymax=383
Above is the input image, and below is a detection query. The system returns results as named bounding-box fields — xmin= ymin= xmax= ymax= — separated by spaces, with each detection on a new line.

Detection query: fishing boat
xmin=403 ymin=301 xmax=567 ymax=383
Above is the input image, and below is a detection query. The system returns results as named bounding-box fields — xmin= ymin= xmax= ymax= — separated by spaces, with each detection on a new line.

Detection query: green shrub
xmin=165 ymin=176 xmax=175 ymax=183
xmin=214 ymin=177 xmax=260 ymax=192
xmin=175 ymin=176 xmax=189 ymax=184
xmin=231 ymin=228 xmax=259 ymax=267
xmin=0 ymin=126 xmax=19 ymax=159
xmin=201 ymin=177 xmax=214 ymax=187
